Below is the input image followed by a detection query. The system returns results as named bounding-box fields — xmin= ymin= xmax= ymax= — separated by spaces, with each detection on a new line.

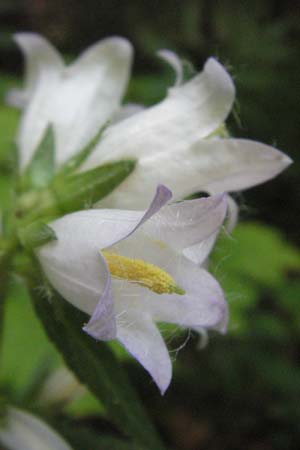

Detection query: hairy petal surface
xmin=37 ymin=186 xmax=227 ymax=392
xmin=37 ymin=186 xmax=171 ymax=339
xmin=144 ymin=193 xmax=227 ymax=250
xmin=110 ymin=233 xmax=226 ymax=329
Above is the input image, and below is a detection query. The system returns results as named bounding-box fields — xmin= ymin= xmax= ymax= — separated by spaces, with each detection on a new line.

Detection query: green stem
xmin=28 ymin=265 xmax=167 ymax=450
xmin=0 ymin=248 xmax=12 ymax=368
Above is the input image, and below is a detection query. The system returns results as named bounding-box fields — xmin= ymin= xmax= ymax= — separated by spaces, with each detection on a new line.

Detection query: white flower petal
xmin=0 ymin=407 xmax=73 ymax=450
xmin=116 ymin=313 xmax=172 ymax=394
xmin=110 ymin=103 xmax=145 ymax=124
xmin=5 ymin=88 xmax=29 ymax=109
xmin=111 ymin=242 xmax=226 ymax=330
xmin=183 ymin=231 xmax=219 ymax=265
xmin=37 ymin=185 xmax=171 ymax=334
xmin=82 ymin=57 xmax=235 ymax=179
xmin=109 ymin=223 xmax=226 ymax=330
xmin=37 ymin=228 xmax=109 ymax=315
xmin=226 ymin=195 xmax=239 ymax=232
xmin=193 ymin=138 xmax=293 ymax=194
xmin=143 ymin=193 xmax=227 ymax=251
xmin=8 ymin=33 xmax=64 ymax=109
xmin=18 ymin=36 xmax=133 ymax=169
xmin=157 ymin=49 xmax=184 ymax=86
xmin=96 ymin=136 xmax=291 ymax=209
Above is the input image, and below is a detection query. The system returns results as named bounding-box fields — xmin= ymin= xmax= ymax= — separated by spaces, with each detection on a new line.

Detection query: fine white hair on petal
xmin=144 ymin=193 xmax=228 ymax=251
xmin=37 ymin=185 xmax=171 ymax=341
xmin=37 ymin=185 xmax=228 ymax=393
xmin=0 ymin=407 xmax=73 ymax=450
xmin=183 ymin=231 xmax=219 ymax=266
xmin=157 ymin=49 xmax=184 ymax=86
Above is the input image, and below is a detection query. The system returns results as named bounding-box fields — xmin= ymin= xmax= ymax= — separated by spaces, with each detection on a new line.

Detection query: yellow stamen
xmin=102 ymin=251 xmax=185 ymax=295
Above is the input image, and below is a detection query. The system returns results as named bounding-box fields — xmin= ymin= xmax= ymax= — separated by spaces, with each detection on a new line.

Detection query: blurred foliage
xmin=0 ymin=0 xmax=300 ymax=449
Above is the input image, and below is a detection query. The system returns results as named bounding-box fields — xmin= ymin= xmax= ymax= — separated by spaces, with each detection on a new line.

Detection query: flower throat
xmin=102 ymin=251 xmax=185 ymax=295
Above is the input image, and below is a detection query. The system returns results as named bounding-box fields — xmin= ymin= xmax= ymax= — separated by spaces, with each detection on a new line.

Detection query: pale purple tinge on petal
xmin=116 ymin=313 xmax=172 ymax=394
xmin=17 ymin=34 xmax=133 ymax=170
xmin=149 ymin=259 xmax=226 ymax=330
xmin=83 ymin=185 xmax=172 ymax=340
xmin=112 ymin=254 xmax=226 ymax=393
xmin=83 ymin=263 xmax=116 ymax=340
xmin=37 ymin=185 xmax=172 ymax=340
xmin=110 ymin=230 xmax=227 ymax=330
xmin=37 ymin=185 xmax=228 ymax=393
xmin=0 ymin=407 xmax=73 ymax=450
xmin=143 ymin=193 xmax=227 ymax=251
xmin=183 ymin=231 xmax=219 ymax=266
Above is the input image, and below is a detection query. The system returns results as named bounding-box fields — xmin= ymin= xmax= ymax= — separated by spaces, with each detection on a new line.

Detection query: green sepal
xmin=21 ymin=125 xmax=55 ymax=190
xmin=18 ymin=222 xmax=57 ymax=250
xmin=30 ymin=283 xmax=166 ymax=450
xmin=57 ymin=123 xmax=108 ymax=177
xmin=53 ymin=159 xmax=136 ymax=214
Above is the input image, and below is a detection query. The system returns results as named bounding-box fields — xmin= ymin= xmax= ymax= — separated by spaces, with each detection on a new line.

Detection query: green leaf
xmin=59 ymin=423 xmax=135 ymax=450
xmin=212 ymin=222 xmax=300 ymax=289
xmin=18 ymin=222 xmax=57 ymax=250
xmin=17 ymin=160 xmax=136 ymax=225
xmin=30 ymin=285 xmax=165 ymax=450
xmin=53 ymin=159 xmax=136 ymax=214
xmin=210 ymin=222 xmax=300 ymax=335
xmin=57 ymin=123 xmax=108 ymax=177
xmin=22 ymin=126 xmax=55 ymax=190
xmin=0 ymin=281 xmax=61 ymax=394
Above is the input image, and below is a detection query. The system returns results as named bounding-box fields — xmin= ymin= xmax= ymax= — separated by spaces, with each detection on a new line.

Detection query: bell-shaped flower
xmin=13 ymin=36 xmax=291 ymax=209
xmin=0 ymin=407 xmax=73 ymax=450
xmin=80 ymin=53 xmax=291 ymax=209
xmin=37 ymin=185 xmax=228 ymax=393
xmin=12 ymin=33 xmax=133 ymax=170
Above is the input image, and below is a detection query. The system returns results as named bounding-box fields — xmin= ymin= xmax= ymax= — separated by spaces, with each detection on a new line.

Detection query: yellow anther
xmin=102 ymin=251 xmax=185 ymax=295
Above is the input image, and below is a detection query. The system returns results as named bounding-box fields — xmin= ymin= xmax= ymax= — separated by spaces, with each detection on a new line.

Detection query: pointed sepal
xmin=57 ymin=123 xmax=108 ymax=177
xmin=21 ymin=125 xmax=55 ymax=190
xmin=53 ymin=159 xmax=136 ymax=214
xmin=18 ymin=222 xmax=57 ymax=250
